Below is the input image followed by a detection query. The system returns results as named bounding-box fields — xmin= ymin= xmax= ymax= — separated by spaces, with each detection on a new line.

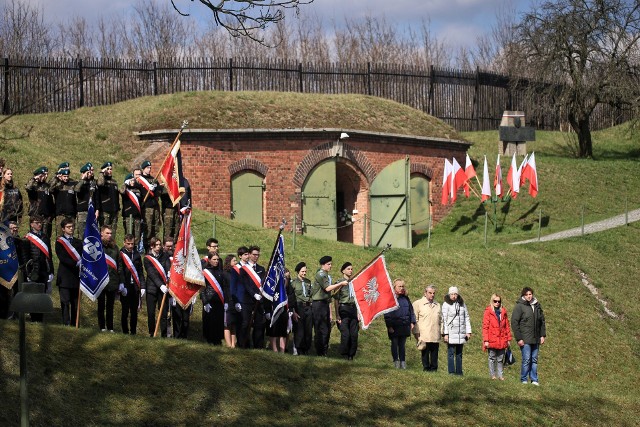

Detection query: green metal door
xmin=370 ymin=158 xmax=411 ymax=249
xmin=410 ymin=175 xmax=430 ymax=233
xmin=302 ymin=160 xmax=337 ymax=241
xmin=231 ymin=171 xmax=264 ymax=227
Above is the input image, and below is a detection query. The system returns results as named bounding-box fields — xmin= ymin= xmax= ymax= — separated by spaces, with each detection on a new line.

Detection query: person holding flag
xmin=135 ymin=160 xmax=161 ymax=251
xmin=261 ymin=233 xmax=290 ymax=353
xmin=55 ymin=218 xmax=82 ymax=326
xmin=334 ymin=262 xmax=359 ymax=361
xmin=24 ymin=215 xmax=54 ymax=322
xmin=201 ymin=253 xmax=226 ymax=345
xmin=118 ymin=234 xmax=144 ymax=335
xmin=97 ymin=225 xmax=119 ymax=332
xmin=312 ymin=256 xmax=348 ymax=356
xmin=143 ymin=237 xmax=171 ymax=337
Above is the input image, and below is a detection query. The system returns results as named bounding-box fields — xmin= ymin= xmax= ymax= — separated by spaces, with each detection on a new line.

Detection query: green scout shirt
xmin=334 ymin=279 xmax=355 ymax=304
xmin=312 ymin=269 xmax=331 ymax=301
xmin=291 ymin=277 xmax=312 ymax=303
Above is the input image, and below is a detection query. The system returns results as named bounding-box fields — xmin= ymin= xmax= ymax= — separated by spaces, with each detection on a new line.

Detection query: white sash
xmin=120 ymin=251 xmax=140 ymax=287
xmin=242 ymin=264 xmax=261 ymax=289
xmin=125 ymin=189 xmax=141 ymax=214
xmin=57 ymin=236 xmax=80 ymax=262
xmin=105 ymin=253 xmax=116 ymax=270
xmin=203 ymin=269 xmax=224 ymax=303
xmin=145 ymin=254 xmax=167 ymax=282
xmin=26 ymin=233 xmax=49 ymax=258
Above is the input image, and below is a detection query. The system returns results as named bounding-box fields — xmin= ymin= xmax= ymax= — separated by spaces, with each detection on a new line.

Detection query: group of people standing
xmin=391 ymin=283 xmax=547 ymax=384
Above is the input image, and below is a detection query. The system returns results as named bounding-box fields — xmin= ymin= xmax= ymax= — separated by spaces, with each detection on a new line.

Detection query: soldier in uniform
xmin=1 ymin=168 xmax=24 ymax=225
xmin=24 ymin=166 xmax=55 ymax=240
xmin=312 ymin=256 xmax=348 ymax=356
xmin=97 ymin=162 xmax=120 ymax=237
xmin=334 ymin=262 xmax=358 ymax=360
xmin=135 ymin=160 xmax=160 ymax=251
xmin=75 ymin=162 xmax=100 ymax=239
xmin=118 ymin=234 xmax=144 ymax=335
xmin=24 ymin=215 xmax=54 ymax=322
xmin=120 ymin=173 xmax=143 ymax=247
xmin=291 ymin=261 xmax=313 ymax=355
xmin=51 ymin=166 xmax=78 ymax=232
xmin=55 ymin=218 xmax=82 ymax=326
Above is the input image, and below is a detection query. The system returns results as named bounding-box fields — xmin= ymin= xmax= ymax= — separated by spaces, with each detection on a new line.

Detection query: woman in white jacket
xmin=441 ymin=286 xmax=472 ymax=375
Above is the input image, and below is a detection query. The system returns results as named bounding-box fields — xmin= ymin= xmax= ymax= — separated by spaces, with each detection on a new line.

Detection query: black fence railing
xmin=1 ymin=57 xmax=631 ymax=131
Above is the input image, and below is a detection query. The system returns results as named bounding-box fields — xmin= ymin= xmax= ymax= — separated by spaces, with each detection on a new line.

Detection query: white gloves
xmin=149 ymin=184 xmax=157 ymax=191
xmin=265 ymin=312 xmax=271 ymax=321
xmin=76 ymin=260 xmax=82 ymax=267
xmin=224 ymin=303 xmax=228 ymax=311
xmin=254 ymin=293 xmax=262 ymax=301
xmin=119 ymin=283 xmax=128 ymax=297
xmin=141 ymin=289 xmax=146 ymax=297
xmin=235 ymin=303 xmax=242 ymax=312
xmin=204 ymin=304 xmax=212 ymax=313
xmin=160 ymin=285 xmax=168 ymax=294
xmin=47 ymin=274 xmax=54 ymax=284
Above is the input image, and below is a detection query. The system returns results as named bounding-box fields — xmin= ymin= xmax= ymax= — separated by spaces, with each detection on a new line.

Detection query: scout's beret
xmin=58 ymin=169 xmax=70 ymax=176
xmin=80 ymin=162 xmax=93 ymax=173
xmin=101 ymin=161 xmax=113 ymax=169
xmin=294 ymin=262 xmax=306 ymax=273
xmin=340 ymin=262 xmax=352 ymax=273
xmin=124 ymin=173 xmax=133 ymax=183
xmin=33 ymin=166 xmax=48 ymax=175
xmin=319 ymin=255 xmax=332 ymax=265
xmin=141 ymin=160 xmax=151 ymax=169
xmin=57 ymin=162 xmax=70 ymax=172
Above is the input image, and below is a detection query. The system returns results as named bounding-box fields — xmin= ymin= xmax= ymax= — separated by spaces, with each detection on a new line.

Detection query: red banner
xmin=352 ymin=255 xmax=398 ymax=329
xmin=168 ymin=211 xmax=204 ymax=309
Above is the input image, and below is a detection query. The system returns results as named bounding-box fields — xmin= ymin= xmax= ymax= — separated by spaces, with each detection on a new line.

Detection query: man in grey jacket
xmin=511 ymin=287 xmax=546 ymax=385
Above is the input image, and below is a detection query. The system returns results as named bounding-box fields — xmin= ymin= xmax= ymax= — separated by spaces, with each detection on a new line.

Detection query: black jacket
xmin=201 ymin=266 xmax=226 ymax=306
xmin=51 ymin=179 xmax=78 ymax=216
xmin=118 ymin=248 xmax=144 ymax=290
xmin=26 ymin=231 xmax=54 ymax=283
xmin=55 ymin=235 xmax=82 ymax=289
xmin=2 ymin=181 xmax=23 ymax=222
xmin=511 ymin=297 xmax=546 ymax=344
xmin=75 ymin=178 xmax=100 ymax=213
xmin=25 ymin=178 xmax=54 ymax=218
xmin=97 ymin=174 xmax=120 ymax=213
xmin=143 ymin=251 xmax=170 ymax=295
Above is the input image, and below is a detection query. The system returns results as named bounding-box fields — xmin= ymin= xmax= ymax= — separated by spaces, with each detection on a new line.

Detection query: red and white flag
xmin=494 ymin=154 xmax=503 ymax=198
xmin=352 ymin=255 xmax=398 ymax=330
xmin=463 ymin=154 xmax=476 ymax=197
xmin=451 ymin=158 xmax=467 ymax=202
xmin=158 ymin=140 xmax=186 ymax=206
xmin=506 ymin=153 xmax=520 ymax=198
xmin=481 ymin=156 xmax=491 ymax=202
xmin=521 ymin=152 xmax=538 ymax=197
xmin=441 ymin=159 xmax=453 ymax=205
xmin=168 ymin=209 xmax=204 ymax=309
xmin=518 ymin=154 xmax=529 ymax=186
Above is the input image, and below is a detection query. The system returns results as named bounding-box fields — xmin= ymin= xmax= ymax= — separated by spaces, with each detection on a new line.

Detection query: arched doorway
xmin=231 ymin=171 xmax=264 ymax=227
xmin=410 ymin=173 xmax=431 ymax=234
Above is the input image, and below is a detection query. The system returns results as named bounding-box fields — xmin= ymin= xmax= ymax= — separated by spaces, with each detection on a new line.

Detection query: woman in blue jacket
xmin=384 ymin=279 xmax=416 ymax=369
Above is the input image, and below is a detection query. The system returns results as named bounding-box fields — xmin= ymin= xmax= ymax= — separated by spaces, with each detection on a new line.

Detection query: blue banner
xmin=0 ymin=222 xmax=19 ymax=290
xmin=79 ymin=198 xmax=109 ymax=301
xmin=261 ymin=234 xmax=287 ymax=327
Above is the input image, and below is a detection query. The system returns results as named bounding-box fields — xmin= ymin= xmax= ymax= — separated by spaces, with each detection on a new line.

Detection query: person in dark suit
xmin=143 ymin=236 xmax=170 ymax=337
xmin=246 ymin=245 xmax=266 ymax=349
xmin=55 ymin=218 xmax=82 ymax=326
xmin=118 ymin=234 xmax=144 ymax=335
xmin=231 ymin=246 xmax=255 ymax=349
xmin=24 ymin=215 xmax=54 ymax=322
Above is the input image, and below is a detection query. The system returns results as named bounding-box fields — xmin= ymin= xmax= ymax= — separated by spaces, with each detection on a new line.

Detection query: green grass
xmin=1 ymin=93 xmax=639 ymax=426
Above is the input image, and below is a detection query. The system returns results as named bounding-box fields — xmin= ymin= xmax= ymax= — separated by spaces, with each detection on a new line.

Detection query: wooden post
xmin=427 ymin=214 xmax=432 ymax=249
xmin=292 ymin=214 xmax=296 ymax=252
xmin=484 ymin=211 xmax=488 ymax=247
xmin=581 ymin=206 xmax=585 ymax=236
xmin=538 ymin=209 xmax=542 ymax=241
xmin=363 ymin=213 xmax=367 ymax=248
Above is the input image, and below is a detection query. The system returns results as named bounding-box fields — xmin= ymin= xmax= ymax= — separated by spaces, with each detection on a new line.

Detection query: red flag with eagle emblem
xmin=158 ymin=140 xmax=186 ymax=206
xmin=352 ymin=255 xmax=398 ymax=329
xmin=168 ymin=209 xmax=204 ymax=309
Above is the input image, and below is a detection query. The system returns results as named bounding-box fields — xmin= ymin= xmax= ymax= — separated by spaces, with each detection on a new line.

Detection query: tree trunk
xmin=568 ymin=112 xmax=593 ymax=158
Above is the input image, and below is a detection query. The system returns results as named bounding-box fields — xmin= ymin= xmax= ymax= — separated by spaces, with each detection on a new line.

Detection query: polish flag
xmin=521 ymin=152 xmax=538 ymax=197
xmin=494 ymin=154 xmax=503 ymax=198
xmin=441 ymin=159 xmax=453 ymax=205
xmin=506 ymin=153 xmax=520 ymax=199
xmin=451 ymin=158 xmax=468 ymax=202
xmin=481 ymin=156 xmax=491 ymax=202
xmin=518 ymin=154 xmax=529 ymax=186
xmin=464 ymin=154 xmax=476 ymax=197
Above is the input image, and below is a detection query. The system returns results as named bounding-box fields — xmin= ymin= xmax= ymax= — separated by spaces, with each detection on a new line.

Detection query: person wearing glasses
xmin=511 ymin=287 xmax=546 ymax=385
xmin=441 ymin=286 xmax=472 ymax=375
xmin=97 ymin=161 xmax=120 ymax=237
xmin=482 ymin=293 xmax=512 ymax=380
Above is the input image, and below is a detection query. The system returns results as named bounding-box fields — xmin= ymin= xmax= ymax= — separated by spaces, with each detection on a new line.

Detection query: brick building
xmin=137 ymin=128 xmax=470 ymax=248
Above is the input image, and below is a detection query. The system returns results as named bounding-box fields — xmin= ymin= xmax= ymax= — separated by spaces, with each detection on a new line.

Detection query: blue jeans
xmin=447 ymin=344 xmax=464 ymax=375
xmin=520 ymin=344 xmax=539 ymax=382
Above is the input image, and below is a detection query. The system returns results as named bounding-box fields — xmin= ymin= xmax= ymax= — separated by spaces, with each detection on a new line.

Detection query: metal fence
xmin=1 ymin=56 xmax=631 ymax=131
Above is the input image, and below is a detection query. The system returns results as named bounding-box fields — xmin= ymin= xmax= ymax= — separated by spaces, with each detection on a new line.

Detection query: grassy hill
xmin=1 ymin=93 xmax=639 ymax=426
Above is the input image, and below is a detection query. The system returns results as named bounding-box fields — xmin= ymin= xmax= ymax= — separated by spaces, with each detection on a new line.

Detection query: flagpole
xmin=332 ymin=244 xmax=392 ymax=298
xmin=261 ymin=218 xmax=287 ymax=292
xmin=75 ymin=286 xmax=82 ymax=329
xmin=142 ymin=120 xmax=188 ymax=205
xmin=154 ymin=291 xmax=168 ymax=337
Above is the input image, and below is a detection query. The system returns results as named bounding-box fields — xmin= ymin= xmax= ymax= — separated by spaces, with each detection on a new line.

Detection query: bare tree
xmin=0 ymin=0 xmax=56 ymax=57
xmin=171 ymin=0 xmax=313 ymax=45
xmin=514 ymin=0 xmax=640 ymax=158
xmin=59 ymin=16 xmax=95 ymax=58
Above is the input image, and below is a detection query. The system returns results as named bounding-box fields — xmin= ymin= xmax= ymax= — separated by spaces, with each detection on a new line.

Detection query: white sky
xmin=22 ymin=0 xmax=532 ymax=51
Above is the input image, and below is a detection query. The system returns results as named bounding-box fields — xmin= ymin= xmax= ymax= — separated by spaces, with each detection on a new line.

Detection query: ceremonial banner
xmin=0 ymin=222 xmax=19 ymax=289
xmin=261 ymin=234 xmax=287 ymax=327
xmin=168 ymin=209 xmax=204 ymax=309
xmin=158 ymin=140 xmax=186 ymax=206
xmin=80 ymin=198 xmax=109 ymax=301
xmin=352 ymin=255 xmax=398 ymax=329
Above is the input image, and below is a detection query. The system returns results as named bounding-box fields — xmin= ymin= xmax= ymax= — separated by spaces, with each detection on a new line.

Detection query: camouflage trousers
xmin=123 ymin=216 xmax=142 ymax=247
xmin=75 ymin=211 xmax=88 ymax=239
xmin=99 ymin=211 xmax=119 ymax=238
xmin=142 ymin=206 xmax=161 ymax=250
xmin=162 ymin=209 xmax=179 ymax=242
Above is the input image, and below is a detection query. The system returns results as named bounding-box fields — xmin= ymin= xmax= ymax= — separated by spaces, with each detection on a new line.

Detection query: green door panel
xmin=410 ymin=175 xmax=430 ymax=233
xmin=302 ymin=160 xmax=337 ymax=241
xmin=231 ymin=171 xmax=263 ymax=227
xmin=370 ymin=158 xmax=411 ymax=249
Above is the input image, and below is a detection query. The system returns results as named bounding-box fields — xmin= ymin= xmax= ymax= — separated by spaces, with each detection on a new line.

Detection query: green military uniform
xmin=312 ymin=268 xmax=332 ymax=356
xmin=291 ymin=275 xmax=313 ymax=355
xmin=334 ymin=276 xmax=358 ymax=359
